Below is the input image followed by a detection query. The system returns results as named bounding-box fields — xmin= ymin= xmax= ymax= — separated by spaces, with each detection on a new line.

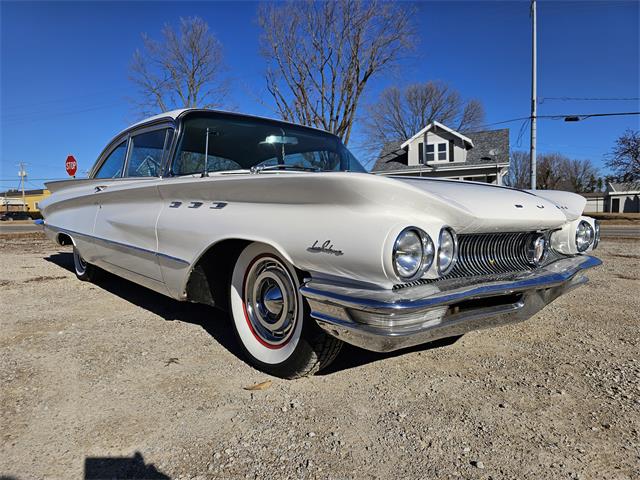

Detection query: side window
xmin=95 ymin=141 xmax=127 ymax=179
xmin=126 ymin=129 xmax=169 ymax=177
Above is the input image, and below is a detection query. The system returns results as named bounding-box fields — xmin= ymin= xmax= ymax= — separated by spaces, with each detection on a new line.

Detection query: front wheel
xmin=73 ymin=246 xmax=100 ymax=282
xmin=229 ymin=243 xmax=342 ymax=379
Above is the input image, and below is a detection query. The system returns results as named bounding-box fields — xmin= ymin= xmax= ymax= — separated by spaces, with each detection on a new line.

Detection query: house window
xmin=425 ymin=144 xmax=435 ymax=162
xmin=425 ymin=143 xmax=449 ymax=162
xmin=418 ymin=142 xmax=424 ymax=164
xmin=438 ymin=143 xmax=447 ymax=161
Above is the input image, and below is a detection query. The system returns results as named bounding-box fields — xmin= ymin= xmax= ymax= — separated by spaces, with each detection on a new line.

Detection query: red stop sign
xmin=65 ymin=155 xmax=77 ymax=177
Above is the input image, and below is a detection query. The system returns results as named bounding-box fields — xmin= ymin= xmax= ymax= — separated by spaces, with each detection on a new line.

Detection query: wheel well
xmin=57 ymin=233 xmax=74 ymax=246
xmin=185 ymin=239 xmax=250 ymax=311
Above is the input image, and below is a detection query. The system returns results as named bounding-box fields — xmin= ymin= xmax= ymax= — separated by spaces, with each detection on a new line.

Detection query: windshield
xmin=172 ymin=112 xmax=366 ymax=175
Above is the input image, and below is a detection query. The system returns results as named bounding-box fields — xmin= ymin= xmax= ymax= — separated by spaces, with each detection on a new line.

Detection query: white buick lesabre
xmin=40 ymin=109 xmax=601 ymax=378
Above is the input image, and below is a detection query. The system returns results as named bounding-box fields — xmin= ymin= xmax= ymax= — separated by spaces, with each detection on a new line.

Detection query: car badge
xmin=307 ymin=240 xmax=344 ymax=256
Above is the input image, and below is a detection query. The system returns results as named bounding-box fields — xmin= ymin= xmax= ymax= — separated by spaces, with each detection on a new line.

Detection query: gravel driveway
xmin=1 ymin=234 xmax=638 ymax=480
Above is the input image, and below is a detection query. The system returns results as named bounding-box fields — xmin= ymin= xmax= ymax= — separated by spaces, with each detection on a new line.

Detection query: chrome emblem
xmin=307 ymin=240 xmax=344 ymax=256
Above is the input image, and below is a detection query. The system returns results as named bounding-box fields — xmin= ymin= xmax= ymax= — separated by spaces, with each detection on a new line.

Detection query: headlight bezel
xmin=437 ymin=227 xmax=458 ymax=275
xmin=575 ymin=220 xmax=594 ymax=252
xmin=526 ymin=232 xmax=549 ymax=266
xmin=392 ymin=227 xmax=435 ymax=281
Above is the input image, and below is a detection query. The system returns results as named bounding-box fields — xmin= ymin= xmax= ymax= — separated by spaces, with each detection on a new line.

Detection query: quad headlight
xmin=437 ymin=227 xmax=458 ymax=275
xmin=392 ymin=228 xmax=435 ymax=280
xmin=575 ymin=220 xmax=594 ymax=252
xmin=527 ymin=233 xmax=549 ymax=266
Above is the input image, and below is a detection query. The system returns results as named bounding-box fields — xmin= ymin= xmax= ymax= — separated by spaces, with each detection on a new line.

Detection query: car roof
xmin=121 ymin=108 xmax=336 ymax=138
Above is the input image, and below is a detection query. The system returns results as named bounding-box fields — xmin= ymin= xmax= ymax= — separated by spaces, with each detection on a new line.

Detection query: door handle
xmin=94 ymin=185 xmax=108 ymax=193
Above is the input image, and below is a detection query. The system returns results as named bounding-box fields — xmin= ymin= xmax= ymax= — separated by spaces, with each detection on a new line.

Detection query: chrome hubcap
xmin=262 ymin=283 xmax=284 ymax=316
xmin=244 ymin=257 xmax=297 ymax=347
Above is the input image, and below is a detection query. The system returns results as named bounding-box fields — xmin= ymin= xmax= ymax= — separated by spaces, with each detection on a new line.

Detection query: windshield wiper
xmin=251 ymin=164 xmax=323 ymax=173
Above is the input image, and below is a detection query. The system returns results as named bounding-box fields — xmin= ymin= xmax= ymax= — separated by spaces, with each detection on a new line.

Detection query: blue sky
xmin=1 ymin=0 xmax=639 ymax=189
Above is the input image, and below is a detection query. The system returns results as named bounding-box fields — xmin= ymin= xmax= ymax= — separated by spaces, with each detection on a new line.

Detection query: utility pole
xmin=18 ymin=162 xmax=27 ymax=212
xmin=529 ymin=0 xmax=537 ymax=190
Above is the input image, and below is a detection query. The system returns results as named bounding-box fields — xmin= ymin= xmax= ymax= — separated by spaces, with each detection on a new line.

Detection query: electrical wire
xmin=539 ymin=111 xmax=640 ymax=120
xmin=540 ymin=97 xmax=640 ymax=103
xmin=473 ymin=111 xmax=639 ymax=131
xmin=515 ymin=119 xmax=530 ymax=148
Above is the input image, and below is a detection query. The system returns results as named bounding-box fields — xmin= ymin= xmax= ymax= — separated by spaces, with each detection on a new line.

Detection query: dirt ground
xmin=1 ymin=233 xmax=638 ymax=480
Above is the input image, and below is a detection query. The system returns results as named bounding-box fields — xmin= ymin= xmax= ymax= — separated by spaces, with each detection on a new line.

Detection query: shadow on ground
xmin=84 ymin=451 xmax=169 ymax=479
xmin=45 ymin=251 xmax=460 ymax=375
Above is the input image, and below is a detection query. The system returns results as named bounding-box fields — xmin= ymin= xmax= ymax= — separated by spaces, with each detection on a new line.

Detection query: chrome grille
xmin=449 ymin=232 xmax=535 ymax=277
xmin=393 ymin=231 xmax=558 ymax=290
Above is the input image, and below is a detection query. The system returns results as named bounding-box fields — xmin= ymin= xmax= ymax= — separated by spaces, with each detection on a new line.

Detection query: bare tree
xmin=562 ymin=158 xmax=598 ymax=193
xmin=607 ymin=129 xmax=640 ymax=181
xmin=258 ymin=0 xmax=415 ymax=145
xmin=130 ymin=17 xmax=228 ymax=115
xmin=364 ymin=82 xmax=485 ymax=150
xmin=536 ymin=153 xmax=567 ymax=190
xmin=504 ymin=150 xmax=530 ymax=189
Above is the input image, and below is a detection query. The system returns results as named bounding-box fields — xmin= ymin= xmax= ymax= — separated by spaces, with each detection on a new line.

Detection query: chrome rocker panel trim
xmin=300 ymin=255 xmax=601 ymax=353
xmin=44 ymin=223 xmax=190 ymax=266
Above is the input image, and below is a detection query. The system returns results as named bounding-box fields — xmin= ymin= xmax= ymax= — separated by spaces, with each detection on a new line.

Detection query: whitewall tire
xmin=229 ymin=243 xmax=342 ymax=378
xmin=73 ymin=246 xmax=99 ymax=282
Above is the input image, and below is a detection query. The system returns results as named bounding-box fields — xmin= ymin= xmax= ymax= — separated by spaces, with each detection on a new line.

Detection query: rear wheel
xmin=229 ymin=243 xmax=342 ymax=379
xmin=73 ymin=246 xmax=100 ymax=282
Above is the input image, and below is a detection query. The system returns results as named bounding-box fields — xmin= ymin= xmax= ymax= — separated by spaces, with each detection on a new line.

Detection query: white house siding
xmin=388 ymin=166 xmax=507 ymax=185
xmin=584 ymin=196 xmax=605 ymax=213
xmin=607 ymin=194 xmax=640 ymax=213
xmin=407 ymin=130 xmax=467 ymax=166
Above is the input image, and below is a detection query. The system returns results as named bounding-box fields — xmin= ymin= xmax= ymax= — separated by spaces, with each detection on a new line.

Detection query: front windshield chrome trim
xmin=167 ymin=110 xmax=366 ymax=177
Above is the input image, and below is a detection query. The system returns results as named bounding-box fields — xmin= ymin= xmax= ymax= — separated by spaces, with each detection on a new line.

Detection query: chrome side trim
xmin=300 ymin=255 xmax=601 ymax=352
xmin=44 ymin=224 xmax=190 ymax=267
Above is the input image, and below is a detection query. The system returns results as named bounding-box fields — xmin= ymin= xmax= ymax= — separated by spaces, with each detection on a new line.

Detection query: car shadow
xmin=84 ymin=451 xmax=169 ymax=479
xmin=45 ymin=251 xmax=461 ymax=375
xmin=319 ymin=336 xmax=462 ymax=376
xmin=44 ymin=251 xmax=242 ymax=358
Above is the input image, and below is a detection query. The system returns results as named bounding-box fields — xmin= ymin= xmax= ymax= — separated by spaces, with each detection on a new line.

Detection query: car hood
xmin=388 ymin=176 xmax=583 ymax=231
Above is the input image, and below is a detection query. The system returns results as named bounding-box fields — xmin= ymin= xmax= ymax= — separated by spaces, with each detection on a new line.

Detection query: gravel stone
xmin=1 ymin=234 xmax=638 ymax=479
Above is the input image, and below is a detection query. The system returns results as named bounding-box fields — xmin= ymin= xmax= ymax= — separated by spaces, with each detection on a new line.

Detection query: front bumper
xmin=300 ymin=255 xmax=601 ymax=352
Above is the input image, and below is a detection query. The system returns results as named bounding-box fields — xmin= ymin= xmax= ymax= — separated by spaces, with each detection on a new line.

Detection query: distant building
xmin=606 ymin=182 xmax=640 ymax=213
xmin=582 ymin=192 xmax=606 ymax=213
xmin=580 ymin=182 xmax=639 ymax=214
xmin=1 ymin=188 xmax=51 ymax=212
xmin=372 ymin=121 xmax=510 ymax=185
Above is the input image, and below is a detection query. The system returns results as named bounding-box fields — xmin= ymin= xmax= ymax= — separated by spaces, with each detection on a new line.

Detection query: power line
xmin=0 ymin=177 xmax=62 ymax=181
xmin=540 ymin=96 xmax=640 ymax=103
xmin=1 ymin=102 xmax=127 ymax=125
xmin=2 ymin=87 xmax=128 ymax=113
xmin=473 ymin=111 xmax=640 ymax=131
xmin=545 ymin=111 xmax=640 ymax=120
